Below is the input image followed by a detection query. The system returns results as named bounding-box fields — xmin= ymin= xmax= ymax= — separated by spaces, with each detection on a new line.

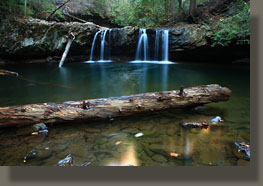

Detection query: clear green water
xmin=0 ymin=62 xmax=250 ymax=166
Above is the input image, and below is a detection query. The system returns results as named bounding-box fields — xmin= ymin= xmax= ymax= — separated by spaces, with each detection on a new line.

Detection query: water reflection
xmin=0 ymin=62 xmax=249 ymax=107
xmin=106 ymin=142 xmax=139 ymax=166
xmin=161 ymin=64 xmax=168 ymax=91
xmin=184 ymin=134 xmax=191 ymax=159
xmin=119 ymin=143 xmax=138 ymax=166
xmin=201 ymin=127 xmax=210 ymax=134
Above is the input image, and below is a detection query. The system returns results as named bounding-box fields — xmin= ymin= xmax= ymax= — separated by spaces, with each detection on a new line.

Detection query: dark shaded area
xmin=169 ymin=45 xmax=250 ymax=63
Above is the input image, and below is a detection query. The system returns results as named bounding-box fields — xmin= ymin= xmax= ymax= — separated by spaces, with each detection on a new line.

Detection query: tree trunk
xmin=177 ymin=0 xmax=183 ymax=10
xmin=189 ymin=0 xmax=196 ymax=17
xmin=0 ymin=84 xmax=231 ymax=128
xmin=178 ymin=0 xmax=182 ymax=9
xmin=24 ymin=0 xmax=27 ymax=17
xmin=170 ymin=0 xmax=175 ymax=17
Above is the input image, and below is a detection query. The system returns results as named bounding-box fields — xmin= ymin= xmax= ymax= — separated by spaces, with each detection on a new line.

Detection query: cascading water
xmin=89 ymin=30 xmax=102 ymax=61
xmin=132 ymin=29 xmax=172 ymax=64
xmin=87 ymin=29 xmax=112 ymax=63
xmin=135 ymin=29 xmax=149 ymax=61
xmin=154 ymin=29 xmax=169 ymax=62
xmin=100 ymin=29 xmax=108 ymax=61
xmin=108 ymin=29 xmax=112 ymax=60
xmin=154 ymin=30 xmax=161 ymax=61
xmin=161 ymin=30 xmax=169 ymax=62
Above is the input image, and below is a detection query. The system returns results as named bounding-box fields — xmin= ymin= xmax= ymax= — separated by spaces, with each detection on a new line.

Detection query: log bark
xmin=0 ymin=84 xmax=231 ymax=128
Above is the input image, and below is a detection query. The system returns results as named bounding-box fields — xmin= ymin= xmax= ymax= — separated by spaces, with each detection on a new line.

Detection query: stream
xmin=0 ymin=62 xmax=250 ymax=166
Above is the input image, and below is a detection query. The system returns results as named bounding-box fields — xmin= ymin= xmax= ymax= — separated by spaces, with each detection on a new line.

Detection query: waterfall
xmin=132 ymin=28 xmax=172 ymax=64
xmin=154 ymin=30 xmax=161 ymax=60
xmin=100 ymin=29 xmax=108 ymax=61
xmin=87 ymin=29 xmax=112 ymax=63
xmin=161 ymin=30 xmax=169 ymax=62
xmin=89 ymin=30 xmax=102 ymax=61
xmin=154 ymin=29 xmax=169 ymax=62
xmin=135 ymin=29 xmax=149 ymax=61
xmin=108 ymin=29 xmax=112 ymax=60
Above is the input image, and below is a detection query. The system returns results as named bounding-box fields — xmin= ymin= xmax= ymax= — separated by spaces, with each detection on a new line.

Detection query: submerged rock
xmin=38 ymin=129 xmax=49 ymax=136
xmin=149 ymin=144 xmax=169 ymax=156
xmin=152 ymin=154 xmax=168 ymax=163
xmin=32 ymin=123 xmax=49 ymax=136
xmin=32 ymin=123 xmax=48 ymax=132
xmin=24 ymin=148 xmax=53 ymax=163
xmin=182 ymin=122 xmax=209 ymax=129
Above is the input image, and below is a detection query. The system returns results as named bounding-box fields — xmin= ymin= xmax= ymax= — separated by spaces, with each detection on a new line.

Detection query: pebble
xmin=211 ymin=116 xmax=222 ymax=123
xmin=134 ymin=133 xmax=144 ymax=138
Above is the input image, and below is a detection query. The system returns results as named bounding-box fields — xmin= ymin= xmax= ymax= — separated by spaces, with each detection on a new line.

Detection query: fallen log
xmin=46 ymin=0 xmax=72 ymax=21
xmin=64 ymin=13 xmax=89 ymax=23
xmin=0 ymin=84 xmax=231 ymax=128
xmin=58 ymin=32 xmax=75 ymax=68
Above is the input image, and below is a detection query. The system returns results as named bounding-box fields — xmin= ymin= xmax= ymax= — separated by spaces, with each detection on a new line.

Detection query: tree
xmin=177 ymin=0 xmax=182 ymax=9
xmin=189 ymin=0 xmax=196 ymax=17
xmin=170 ymin=0 xmax=176 ymax=17
xmin=24 ymin=0 xmax=27 ymax=17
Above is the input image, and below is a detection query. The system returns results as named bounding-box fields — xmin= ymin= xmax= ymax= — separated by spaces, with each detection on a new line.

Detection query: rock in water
xmin=211 ymin=116 xmax=222 ymax=123
xmin=32 ymin=123 xmax=49 ymax=136
xmin=183 ymin=122 xmax=209 ymax=129
xmin=234 ymin=141 xmax=250 ymax=159
xmin=57 ymin=154 xmax=74 ymax=166
xmin=32 ymin=123 xmax=48 ymax=132
xmin=38 ymin=129 xmax=49 ymax=136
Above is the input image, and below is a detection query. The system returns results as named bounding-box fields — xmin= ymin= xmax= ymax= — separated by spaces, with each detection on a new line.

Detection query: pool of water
xmin=0 ymin=62 xmax=250 ymax=166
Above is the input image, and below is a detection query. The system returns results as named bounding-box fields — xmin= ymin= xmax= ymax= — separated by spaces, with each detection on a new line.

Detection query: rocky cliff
xmin=0 ymin=18 xmax=249 ymax=63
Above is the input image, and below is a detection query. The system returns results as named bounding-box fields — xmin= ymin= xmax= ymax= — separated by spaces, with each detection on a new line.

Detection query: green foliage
xmin=0 ymin=0 xmax=65 ymax=20
xmin=211 ymin=0 xmax=250 ymax=47
xmin=0 ymin=0 xmax=32 ymax=17
xmin=108 ymin=0 xmax=210 ymax=27
xmin=108 ymin=0 xmax=176 ymax=27
xmin=29 ymin=0 xmax=65 ymax=21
